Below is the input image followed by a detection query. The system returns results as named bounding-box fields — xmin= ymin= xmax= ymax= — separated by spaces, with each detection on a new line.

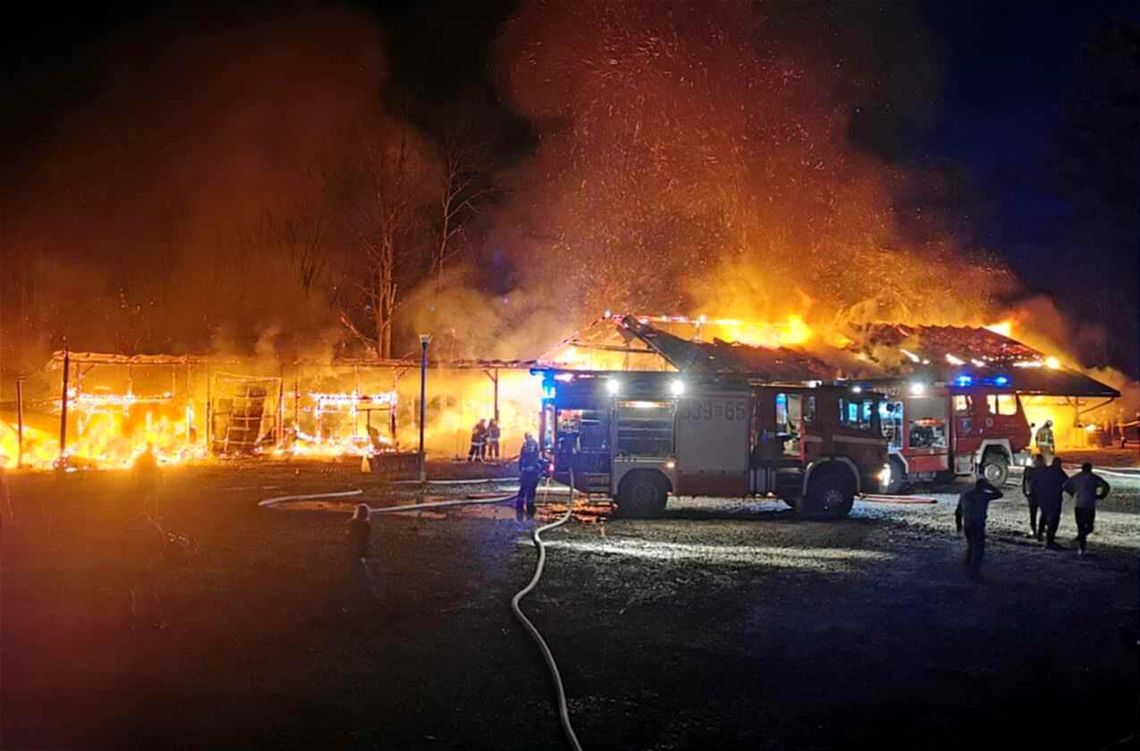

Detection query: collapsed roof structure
xmin=547 ymin=314 xmax=1119 ymax=399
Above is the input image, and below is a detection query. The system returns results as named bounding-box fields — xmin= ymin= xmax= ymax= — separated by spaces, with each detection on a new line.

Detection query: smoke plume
xmin=488 ymin=0 xmax=1017 ymax=339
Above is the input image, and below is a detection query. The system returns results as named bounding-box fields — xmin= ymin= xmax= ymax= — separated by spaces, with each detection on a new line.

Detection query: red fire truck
xmin=535 ymin=370 xmax=890 ymax=519
xmin=868 ymin=375 xmax=1031 ymax=490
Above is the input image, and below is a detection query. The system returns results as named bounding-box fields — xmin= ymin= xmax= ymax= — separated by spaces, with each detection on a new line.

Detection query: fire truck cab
xmin=872 ymin=378 xmax=1031 ymax=489
xmin=535 ymin=370 xmax=890 ymax=519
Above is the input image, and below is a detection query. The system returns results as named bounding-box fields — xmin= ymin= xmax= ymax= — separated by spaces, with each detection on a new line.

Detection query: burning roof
xmin=602 ymin=315 xmax=1119 ymax=398
xmin=846 ymin=323 xmax=1042 ymax=369
xmin=617 ymin=316 xmax=841 ymax=381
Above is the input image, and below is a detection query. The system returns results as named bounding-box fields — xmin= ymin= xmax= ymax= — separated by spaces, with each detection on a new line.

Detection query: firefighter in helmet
xmin=1035 ymin=419 xmax=1055 ymax=466
xmin=467 ymin=419 xmax=487 ymax=462
xmin=517 ymin=432 xmax=542 ymax=521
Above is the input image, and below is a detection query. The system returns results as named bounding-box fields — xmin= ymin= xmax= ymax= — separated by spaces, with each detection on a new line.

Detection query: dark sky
xmin=918 ymin=1 xmax=1137 ymax=267
xmin=2 ymin=0 xmax=1137 ymax=373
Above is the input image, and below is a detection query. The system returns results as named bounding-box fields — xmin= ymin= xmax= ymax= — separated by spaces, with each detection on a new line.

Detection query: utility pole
xmin=418 ymin=334 xmax=431 ymax=484
xmin=15 ymin=377 xmax=24 ymax=469
xmin=58 ymin=349 xmax=70 ymax=470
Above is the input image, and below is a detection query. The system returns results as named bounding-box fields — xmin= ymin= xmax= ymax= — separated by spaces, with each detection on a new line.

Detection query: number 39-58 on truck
xmin=534 ymin=370 xmax=891 ymax=520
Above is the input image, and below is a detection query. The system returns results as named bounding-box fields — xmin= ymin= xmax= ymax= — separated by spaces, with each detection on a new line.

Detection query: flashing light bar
xmin=950 ymin=374 xmax=1013 ymax=389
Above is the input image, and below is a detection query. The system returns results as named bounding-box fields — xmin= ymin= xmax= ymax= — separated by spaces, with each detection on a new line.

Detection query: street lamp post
xmin=418 ymin=334 xmax=431 ymax=484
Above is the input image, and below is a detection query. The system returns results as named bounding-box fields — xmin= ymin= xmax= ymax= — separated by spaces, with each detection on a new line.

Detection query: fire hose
xmin=258 ymin=475 xmax=585 ymax=750
xmin=509 ymin=472 xmax=583 ymax=751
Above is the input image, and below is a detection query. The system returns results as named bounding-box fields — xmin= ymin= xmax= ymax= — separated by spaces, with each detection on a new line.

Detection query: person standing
xmin=516 ymin=432 xmax=542 ymax=521
xmin=347 ymin=504 xmax=372 ymax=560
xmin=1031 ymin=458 xmax=1069 ymax=549
xmin=467 ymin=419 xmax=487 ymax=463
xmin=1034 ymin=420 xmax=1056 ymax=466
xmin=343 ymin=504 xmax=377 ymax=614
xmin=955 ymin=477 xmax=1004 ymax=581
xmin=486 ymin=419 xmax=501 ymax=461
xmin=1022 ymin=454 xmax=1046 ymax=539
xmin=1063 ymin=462 xmax=1110 ymax=556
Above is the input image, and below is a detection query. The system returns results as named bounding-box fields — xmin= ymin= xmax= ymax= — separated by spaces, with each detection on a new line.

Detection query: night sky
xmin=1 ymin=1 xmax=1137 ymax=375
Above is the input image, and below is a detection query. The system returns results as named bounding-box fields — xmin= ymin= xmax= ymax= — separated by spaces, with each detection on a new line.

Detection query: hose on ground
xmin=257 ymin=489 xmax=517 ymax=513
xmin=259 ymin=479 xmax=583 ymax=749
xmin=510 ymin=471 xmax=583 ymax=751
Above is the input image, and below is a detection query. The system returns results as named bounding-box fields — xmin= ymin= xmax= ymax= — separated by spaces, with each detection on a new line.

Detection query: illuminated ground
xmin=2 ymin=462 xmax=1137 ymax=749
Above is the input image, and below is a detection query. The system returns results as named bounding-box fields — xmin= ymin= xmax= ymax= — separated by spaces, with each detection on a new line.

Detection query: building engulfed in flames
xmin=0 ymin=312 xmax=1128 ymax=472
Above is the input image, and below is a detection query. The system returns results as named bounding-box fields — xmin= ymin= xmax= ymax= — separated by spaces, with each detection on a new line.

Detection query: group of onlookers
xmin=956 ymin=452 xmax=1111 ymax=580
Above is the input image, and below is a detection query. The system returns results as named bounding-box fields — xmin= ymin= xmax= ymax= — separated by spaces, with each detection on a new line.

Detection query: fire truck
xmin=534 ymin=370 xmax=890 ymax=519
xmin=867 ymin=374 xmax=1032 ymax=491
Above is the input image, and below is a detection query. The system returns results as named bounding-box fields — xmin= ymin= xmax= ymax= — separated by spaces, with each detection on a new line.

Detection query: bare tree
xmin=340 ymin=121 xmax=433 ymax=359
xmin=434 ymin=131 xmax=494 ymax=294
xmin=262 ymin=184 xmax=331 ymax=299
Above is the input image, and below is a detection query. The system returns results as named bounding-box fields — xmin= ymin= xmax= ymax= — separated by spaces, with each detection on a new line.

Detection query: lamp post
xmin=418 ymin=334 xmax=431 ymax=484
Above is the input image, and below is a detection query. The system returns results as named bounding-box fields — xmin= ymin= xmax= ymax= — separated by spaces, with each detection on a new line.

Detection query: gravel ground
xmin=2 ymin=463 xmax=1137 ymax=750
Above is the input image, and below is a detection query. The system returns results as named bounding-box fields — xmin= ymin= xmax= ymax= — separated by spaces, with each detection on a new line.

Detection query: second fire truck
xmin=867 ymin=374 xmax=1032 ymax=491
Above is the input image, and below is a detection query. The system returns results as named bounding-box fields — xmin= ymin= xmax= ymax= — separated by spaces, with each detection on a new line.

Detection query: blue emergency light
xmin=994 ymin=375 xmax=1010 ymax=387
xmin=954 ymin=374 xmax=973 ymax=387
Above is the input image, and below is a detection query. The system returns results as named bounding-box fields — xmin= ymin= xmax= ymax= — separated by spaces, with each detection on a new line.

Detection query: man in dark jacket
xmin=1022 ymin=454 xmax=1046 ymax=539
xmin=517 ymin=432 xmax=543 ymax=521
xmin=1063 ymin=462 xmax=1110 ymax=555
xmin=955 ymin=477 xmax=1004 ymax=580
xmin=1030 ymin=458 xmax=1069 ymax=549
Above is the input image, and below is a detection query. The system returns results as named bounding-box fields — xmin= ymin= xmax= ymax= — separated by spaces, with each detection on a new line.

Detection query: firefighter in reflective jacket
xmin=1035 ymin=420 xmax=1055 ymax=464
xmin=517 ymin=433 xmax=542 ymax=521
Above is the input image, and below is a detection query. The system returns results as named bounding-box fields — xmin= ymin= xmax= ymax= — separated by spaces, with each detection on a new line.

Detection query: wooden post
xmin=58 ymin=350 xmax=70 ymax=468
xmin=205 ymin=367 xmax=213 ymax=454
xmin=16 ymin=378 xmax=25 ymax=469
xmin=276 ymin=366 xmax=285 ymax=446
xmin=293 ymin=369 xmax=300 ymax=428
xmin=483 ymin=368 xmax=500 ymax=423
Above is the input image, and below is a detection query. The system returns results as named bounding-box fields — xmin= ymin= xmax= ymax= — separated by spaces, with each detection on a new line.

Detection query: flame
xmin=1 ymin=395 xmax=202 ymax=471
xmin=985 ymin=320 xmax=1013 ymax=338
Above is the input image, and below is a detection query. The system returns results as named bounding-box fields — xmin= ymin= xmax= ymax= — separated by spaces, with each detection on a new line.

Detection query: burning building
xmin=0 ymin=309 xmax=1126 ymax=476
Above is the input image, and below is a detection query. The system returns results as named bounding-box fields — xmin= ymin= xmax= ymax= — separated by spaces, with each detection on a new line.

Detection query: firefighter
xmin=1063 ymin=462 xmax=1110 ymax=556
xmin=955 ymin=477 xmax=1004 ymax=581
xmin=1031 ymin=457 xmax=1068 ymax=549
xmin=467 ymin=419 xmax=487 ymax=462
xmin=1022 ymin=453 xmax=1046 ymax=539
xmin=1034 ymin=420 xmax=1055 ymax=465
xmin=516 ymin=432 xmax=542 ymax=521
xmin=486 ymin=419 xmax=501 ymax=461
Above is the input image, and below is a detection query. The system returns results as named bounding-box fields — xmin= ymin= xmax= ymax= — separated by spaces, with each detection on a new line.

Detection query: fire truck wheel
xmin=798 ymin=468 xmax=855 ymax=520
xmin=887 ymin=456 xmax=908 ymax=495
xmin=617 ymin=471 xmax=668 ymax=518
xmin=980 ymin=452 xmax=1010 ymax=487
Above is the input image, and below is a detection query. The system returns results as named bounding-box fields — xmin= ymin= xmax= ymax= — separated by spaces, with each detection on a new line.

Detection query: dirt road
xmin=2 ymin=465 xmax=1137 ymax=749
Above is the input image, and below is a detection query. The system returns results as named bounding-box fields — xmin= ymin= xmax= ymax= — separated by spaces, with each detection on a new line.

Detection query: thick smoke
xmin=488 ymin=0 xmax=1018 ymax=338
xmin=0 ymin=6 xmax=391 ymax=372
